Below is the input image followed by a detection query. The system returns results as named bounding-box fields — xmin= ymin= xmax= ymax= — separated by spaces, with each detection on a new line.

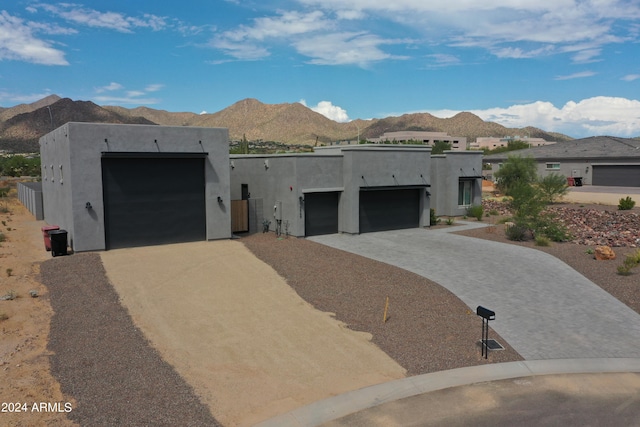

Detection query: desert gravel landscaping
xmin=1 ymin=186 xmax=639 ymax=426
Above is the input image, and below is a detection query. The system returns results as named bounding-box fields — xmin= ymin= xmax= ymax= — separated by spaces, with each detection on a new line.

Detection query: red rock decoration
xmin=594 ymin=245 xmax=616 ymax=260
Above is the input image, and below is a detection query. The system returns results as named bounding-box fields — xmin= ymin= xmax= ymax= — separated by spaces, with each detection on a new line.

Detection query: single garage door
xmin=593 ymin=165 xmax=640 ymax=187
xmin=359 ymin=188 xmax=420 ymax=233
xmin=305 ymin=192 xmax=339 ymax=236
xmin=102 ymin=155 xmax=206 ymax=249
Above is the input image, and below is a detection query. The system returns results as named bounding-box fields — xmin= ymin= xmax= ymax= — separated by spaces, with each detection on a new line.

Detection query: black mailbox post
xmin=476 ymin=306 xmax=495 ymax=359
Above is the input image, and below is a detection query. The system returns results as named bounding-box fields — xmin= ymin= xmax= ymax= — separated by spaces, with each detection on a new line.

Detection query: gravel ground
xmin=40 ymin=253 xmax=222 ymax=427
xmin=242 ymin=233 xmax=523 ymax=376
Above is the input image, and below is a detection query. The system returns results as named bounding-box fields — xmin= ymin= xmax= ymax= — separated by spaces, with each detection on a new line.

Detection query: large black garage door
xmin=102 ymin=155 xmax=206 ymax=249
xmin=359 ymin=188 xmax=420 ymax=233
xmin=305 ymin=192 xmax=339 ymax=236
xmin=593 ymin=165 xmax=640 ymax=187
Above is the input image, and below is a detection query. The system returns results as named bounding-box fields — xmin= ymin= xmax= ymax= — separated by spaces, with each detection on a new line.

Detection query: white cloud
xmin=35 ymin=4 xmax=169 ymax=33
xmin=0 ymin=11 xmax=68 ymax=65
xmin=0 ymin=90 xmax=55 ymax=104
xmin=211 ymin=9 xmax=406 ymax=65
xmin=426 ymin=53 xmax=461 ymax=67
xmin=554 ymin=71 xmax=597 ymax=80
xmin=297 ymin=0 xmax=640 ymax=63
xmin=93 ymin=95 xmax=160 ymax=105
xmin=622 ymin=74 xmax=640 ymax=81
xmin=95 ymin=82 xmax=123 ymax=93
xmin=426 ymin=96 xmax=640 ymax=138
xmin=300 ymin=99 xmax=350 ymax=122
xmin=92 ymin=82 xmax=164 ymax=105
xmin=294 ymin=32 xmax=407 ymax=66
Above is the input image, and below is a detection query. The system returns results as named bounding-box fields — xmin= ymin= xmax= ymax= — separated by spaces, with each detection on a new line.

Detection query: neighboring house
xmin=471 ymin=136 xmax=556 ymax=150
xmin=230 ymin=146 xmax=483 ymax=236
xmin=483 ymin=136 xmax=640 ymax=187
xmin=367 ymin=131 xmax=467 ymax=151
xmin=39 ymin=123 xmax=231 ymax=252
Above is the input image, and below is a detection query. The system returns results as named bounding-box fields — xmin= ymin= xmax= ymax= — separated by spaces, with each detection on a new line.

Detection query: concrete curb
xmin=255 ymin=358 xmax=640 ymax=427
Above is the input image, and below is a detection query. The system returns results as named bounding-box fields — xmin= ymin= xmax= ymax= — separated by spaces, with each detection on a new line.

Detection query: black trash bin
xmin=574 ymin=177 xmax=583 ymax=187
xmin=49 ymin=229 xmax=68 ymax=257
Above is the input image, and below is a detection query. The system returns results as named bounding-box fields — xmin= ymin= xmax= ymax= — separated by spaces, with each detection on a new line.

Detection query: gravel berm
xmin=241 ymin=232 xmax=523 ymax=375
xmin=41 ymin=253 xmax=223 ymax=427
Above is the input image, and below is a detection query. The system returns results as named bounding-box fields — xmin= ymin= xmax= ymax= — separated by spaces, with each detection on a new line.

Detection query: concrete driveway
xmin=309 ymin=224 xmax=640 ymax=360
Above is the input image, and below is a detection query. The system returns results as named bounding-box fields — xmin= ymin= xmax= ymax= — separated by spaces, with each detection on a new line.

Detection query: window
xmin=458 ymin=180 xmax=473 ymax=206
xmin=546 ymin=163 xmax=560 ymax=170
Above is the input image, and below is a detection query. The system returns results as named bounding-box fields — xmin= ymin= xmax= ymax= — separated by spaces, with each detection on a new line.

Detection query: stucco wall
xmin=230 ymin=154 xmax=342 ymax=236
xmin=430 ymin=151 xmax=483 ymax=217
xmin=40 ymin=123 xmax=230 ymax=251
xmin=341 ymin=145 xmax=432 ymax=233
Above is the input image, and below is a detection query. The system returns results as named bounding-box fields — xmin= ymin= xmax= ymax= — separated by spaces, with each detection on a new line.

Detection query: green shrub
xmin=617 ymin=250 xmax=640 ymax=275
xmin=537 ymin=173 xmax=569 ymax=203
xmin=445 ymin=217 xmax=455 ymax=225
xmin=534 ymin=235 xmax=550 ymax=246
xmin=505 ymin=223 xmax=528 ymax=241
xmin=430 ymin=209 xmax=441 ymax=226
xmin=535 ymin=215 xmax=572 ymax=242
xmin=467 ymin=205 xmax=484 ymax=221
xmin=618 ymin=196 xmax=636 ymax=210
xmin=488 ymin=209 xmax=500 ymax=216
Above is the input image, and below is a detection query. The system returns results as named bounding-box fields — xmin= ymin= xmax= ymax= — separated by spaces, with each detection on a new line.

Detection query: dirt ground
xmin=100 ymin=242 xmax=406 ymax=426
xmin=0 ymin=193 xmax=76 ymax=427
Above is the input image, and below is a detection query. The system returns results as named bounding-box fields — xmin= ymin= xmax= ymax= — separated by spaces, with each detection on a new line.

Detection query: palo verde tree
xmin=497 ymin=155 xmax=570 ymax=242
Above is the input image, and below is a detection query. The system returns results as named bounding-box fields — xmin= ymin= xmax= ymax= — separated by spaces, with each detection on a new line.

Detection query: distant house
xmin=367 ymin=131 xmax=467 ymax=151
xmin=471 ymin=136 xmax=556 ymax=150
xmin=483 ymin=136 xmax=640 ymax=187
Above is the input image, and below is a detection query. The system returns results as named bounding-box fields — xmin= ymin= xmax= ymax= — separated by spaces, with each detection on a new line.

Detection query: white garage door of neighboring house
xmin=592 ymin=165 xmax=640 ymax=187
xmin=102 ymin=154 xmax=207 ymax=249
xmin=359 ymin=188 xmax=421 ymax=233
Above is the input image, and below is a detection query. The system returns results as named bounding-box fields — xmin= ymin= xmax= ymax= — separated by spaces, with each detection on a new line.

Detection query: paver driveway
xmin=309 ymin=224 xmax=640 ymax=360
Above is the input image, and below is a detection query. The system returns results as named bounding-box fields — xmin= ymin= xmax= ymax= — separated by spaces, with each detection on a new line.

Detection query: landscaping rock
xmin=594 ymin=245 xmax=616 ymax=260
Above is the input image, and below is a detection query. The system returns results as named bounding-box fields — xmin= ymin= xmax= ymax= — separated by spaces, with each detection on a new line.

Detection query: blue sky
xmin=1 ymin=1 xmax=640 ymax=138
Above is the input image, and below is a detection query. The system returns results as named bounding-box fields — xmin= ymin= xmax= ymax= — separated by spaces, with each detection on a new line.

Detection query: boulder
xmin=594 ymin=245 xmax=616 ymax=260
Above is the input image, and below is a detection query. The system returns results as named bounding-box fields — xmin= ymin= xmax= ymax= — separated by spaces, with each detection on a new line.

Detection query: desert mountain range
xmin=0 ymin=95 xmax=572 ymax=153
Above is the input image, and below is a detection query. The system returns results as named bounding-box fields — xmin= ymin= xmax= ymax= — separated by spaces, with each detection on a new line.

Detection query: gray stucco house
xmin=39 ymin=122 xmax=231 ymax=251
xmin=38 ymin=123 xmax=483 ymax=250
xmin=484 ymin=136 xmax=640 ymax=187
xmin=230 ymin=145 xmax=483 ymax=236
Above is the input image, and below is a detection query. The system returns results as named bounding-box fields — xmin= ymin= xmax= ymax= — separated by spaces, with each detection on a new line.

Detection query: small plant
xmin=534 ymin=235 xmax=550 ymax=246
xmin=585 ymin=248 xmax=594 ymax=255
xmin=430 ymin=209 xmax=441 ymax=226
xmin=6 ymin=268 xmax=12 ymax=277
xmin=262 ymin=219 xmax=271 ymax=233
xmin=489 ymin=209 xmax=500 ymax=216
xmin=618 ymin=196 xmax=636 ymax=210
xmin=467 ymin=205 xmax=484 ymax=221
xmin=617 ymin=250 xmax=640 ymax=275
xmin=0 ymin=312 xmax=8 ymax=321
xmin=1 ymin=290 xmax=17 ymax=300
xmin=445 ymin=217 xmax=455 ymax=226
xmin=0 ymin=232 xmax=5 ymax=242
xmin=505 ymin=223 xmax=528 ymax=241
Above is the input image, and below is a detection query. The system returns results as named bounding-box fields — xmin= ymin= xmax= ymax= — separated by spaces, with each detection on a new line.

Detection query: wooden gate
xmin=231 ymin=200 xmax=249 ymax=233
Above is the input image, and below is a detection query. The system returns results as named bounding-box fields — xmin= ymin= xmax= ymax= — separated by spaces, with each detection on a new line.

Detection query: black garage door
xmin=359 ymin=188 xmax=420 ymax=233
xmin=305 ymin=192 xmax=339 ymax=236
xmin=102 ymin=155 xmax=206 ymax=249
xmin=593 ymin=165 xmax=640 ymax=187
